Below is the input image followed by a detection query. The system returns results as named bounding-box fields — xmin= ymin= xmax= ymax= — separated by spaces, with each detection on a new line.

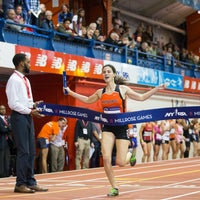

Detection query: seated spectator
xmin=37 ymin=4 xmax=46 ymax=27
xmin=58 ymin=4 xmax=73 ymax=25
xmin=5 ymin=9 xmax=23 ymax=32
xmin=88 ymin=22 xmax=97 ymax=32
xmin=179 ymin=48 xmax=189 ymax=62
xmin=148 ymin=42 xmax=158 ymax=57
xmin=104 ymin=32 xmax=121 ymax=51
xmin=138 ymin=41 xmax=150 ymax=59
xmin=56 ymin=18 xmax=77 ymax=39
xmin=80 ymin=26 xmax=87 ymax=38
xmin=165 ymin=46 xmax=174 ymax=65
xmin=93 ymin=29 xmax=105 ymax=42
xmin=14 ymin=5 xmax=24 ymax=24
xmin=85 ymin=27 xmax=94 ymax=40
xmin=39 ymin=10 xmax=55 ymax=35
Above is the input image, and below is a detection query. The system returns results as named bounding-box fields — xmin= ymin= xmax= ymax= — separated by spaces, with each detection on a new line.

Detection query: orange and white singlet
xmin=100 ymin=85 xmax=125 ymax=114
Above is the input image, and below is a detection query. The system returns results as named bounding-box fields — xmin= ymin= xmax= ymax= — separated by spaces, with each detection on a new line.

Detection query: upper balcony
xmin=0 ymin=19 xmax=199 ymax=79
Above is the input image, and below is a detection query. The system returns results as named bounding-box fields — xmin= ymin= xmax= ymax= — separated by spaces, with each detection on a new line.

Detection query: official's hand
xmin=33 ymin=100 xmax=43 ymax=108
xmin=30 ymin=109 xmax=45 ymax=118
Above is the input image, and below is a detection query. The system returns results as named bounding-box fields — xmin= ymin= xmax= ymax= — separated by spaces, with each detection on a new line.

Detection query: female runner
xmin=64 ymin=64 xmax=166 ymax=196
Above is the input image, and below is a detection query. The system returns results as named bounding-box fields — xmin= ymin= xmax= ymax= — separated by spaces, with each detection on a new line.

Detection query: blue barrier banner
xmin=37 ymin=103 xmax=200 ymax=125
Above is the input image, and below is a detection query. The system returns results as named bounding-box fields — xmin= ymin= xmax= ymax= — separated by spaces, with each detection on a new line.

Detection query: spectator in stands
xmin=70 ymin=8 xmax=85 ymax=36
xmin=179 ymin=47 xmax=189 ymax=62
xmin=85 ymin=28 xmax=95 ymax=40
xmin=5 ymin=9 xmax=23 ymax=32
xmin=40 ymin=10 xmax=54 ymax=35
xmin=142 ymin=25 xmax=153 ymax=45
xmin=173 ymin=45 xmax=180 ymax=60
xmin=109 ymin=22 xmax=121 ymax=40
xmin=37 ymin=3 xmax=46 ymax=27
xmin=104 ymin=32 xmax=121 ymax=51
xmin=88 ymin=22 xmax=97 ymax=32
xmin=95 ymin=16 xmax=103 ymax=35
xmin=0 ymin=9 xmax=4 ymax=19
xmin=14 ymin=0 xmax=40 ymax=25
xmin=58 ymin=4 xmax=73 ymax=25
xmin=165 ymin=37 xmax=175 ymax=51
xmin=14 ymin=5 xmax=24 ymax=24
xmin=93 ymin=29 xmax=105 ymax=42
xmin=138 ymin=41 xmax=150 ymax=59
xmin=133 ymin=25 xmax=143 ymax=44
xmin=165 ymin=46 xmax=174 ymax=65
xmin=80 ymin=26 xmax=87 ymax=38
xmin=112 ymin=11 xmax=123 ymax=26
xmin=149 ymin=42 xmax=158 ymax=57
xmin=2 ymin=0 xmax=14 ymax=18
xmin=123 ymin=21 xmax=132 ymax=41
xmin=57 ymin=18 xmax=77 ymax=39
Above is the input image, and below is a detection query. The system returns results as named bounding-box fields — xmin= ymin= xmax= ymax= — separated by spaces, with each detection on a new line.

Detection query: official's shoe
xmin=130 ymin=153 xmax=136 ymax=166
xmin=14 ymin=185 xmax=35 ymax=193
xmin=107 ymin=188 xmax=119 ymax=196
xmin=28 ymin=185 xmax=48 ymax=192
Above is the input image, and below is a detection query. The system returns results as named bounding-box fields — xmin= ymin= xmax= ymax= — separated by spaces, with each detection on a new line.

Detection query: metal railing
xmin=0 ymin=19 xmax=199 ymax=78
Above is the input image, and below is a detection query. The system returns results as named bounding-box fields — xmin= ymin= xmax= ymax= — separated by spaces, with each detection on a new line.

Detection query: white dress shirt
xmin=6 ymin=70 xmax=34 ymax=114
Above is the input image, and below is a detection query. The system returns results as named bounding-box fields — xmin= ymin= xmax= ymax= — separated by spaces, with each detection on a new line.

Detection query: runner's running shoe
xmin=130 ymin=153 xmax=136 ymax=166
xmin=107 ymin=188 xmax=119 ymax=196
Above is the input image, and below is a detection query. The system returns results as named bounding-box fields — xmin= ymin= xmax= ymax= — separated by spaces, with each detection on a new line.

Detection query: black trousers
xmin=11 ymin=111 xmax=37 ymax=186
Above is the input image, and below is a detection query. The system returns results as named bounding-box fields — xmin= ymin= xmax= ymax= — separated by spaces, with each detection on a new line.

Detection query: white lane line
xmin=71 ymin=177 xmax=200 ymax=200
xmin=161 ymin=191 xmax=200 ymax=200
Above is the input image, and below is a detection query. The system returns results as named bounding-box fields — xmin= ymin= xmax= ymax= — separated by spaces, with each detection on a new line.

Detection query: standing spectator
xmin=74 ymin=119 xmax=94 ymax=169
xmin=70 ymin=8 xmax=85 ymax=36
xmin=0 ymin=105 xmax=12 ymax=178
xmin=90 ymin=123 xmax=102 ymax=168
xmin=2 ymin=0 xmax=14 ymax=18
xmin=37 ymin=118 xmax=64 ymax=173
xmin=14 ymin=4 xmax=24 ymax=24
xmin=37 ymin=3 xmax=46 ymax=27
xmin=58 ymin=4 xmax=73 ymax=25
xmin=49 ymin=118 xmax=68 ymax=172
xmin=95 ymin=16 xmax=103 ymax=35
xmin=6 ymin=53 xmax=47 ymax=193
xmin=39 ymin=10 xmax=54 ymax=35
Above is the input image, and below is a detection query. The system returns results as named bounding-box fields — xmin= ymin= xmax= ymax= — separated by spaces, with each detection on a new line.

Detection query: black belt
xmin=78 ymin=137 xmax=89 ymax=140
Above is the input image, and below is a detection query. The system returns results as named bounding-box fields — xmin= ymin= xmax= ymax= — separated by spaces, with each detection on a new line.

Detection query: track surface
xmin=0 ymin=157 xmax=200 ymax=200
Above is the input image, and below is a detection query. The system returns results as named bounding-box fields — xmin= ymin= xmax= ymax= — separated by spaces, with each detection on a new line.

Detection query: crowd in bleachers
xmin=1 ymin=1 xmax=200 ymax=70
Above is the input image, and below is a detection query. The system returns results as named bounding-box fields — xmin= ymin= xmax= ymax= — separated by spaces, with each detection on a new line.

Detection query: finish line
xmin=37 ymin=103 xmax=200 ymax=125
